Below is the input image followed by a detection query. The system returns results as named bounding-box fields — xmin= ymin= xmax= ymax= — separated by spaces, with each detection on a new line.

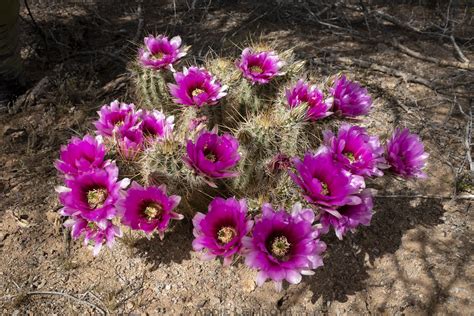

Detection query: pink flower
xmin=94 ymin=100 xmax=138 ymax=137
xmin=289 ymin=149 xmax=365 ymax=208
xmin=138 ymin=109 xmax=174 ymax=143
xmin=184 ymin=130 xmax=240 ymax=184
xmin=168 ymin=66 xmax=228 ymax=107
xmin=323 ymin=124 xmax=386 ymax=177
xmin=331 ymin=75 xmax=372 ymax=117
xmin=139 ymin=35 xmax=186 ymax=70
xmin=118 ymin=182 xmax=182 ymax=239
xmin=55 ymin=134 xmax=107 ymax=178
xmin=320 ymin=189 xmax=374 ymax=240
xmin=192 ymin=197 xmax=253 ymax=266
xmin=385 ymin=128 xmax=428 ymax=178
xmin=116 ymin=126 xmax=144 ymax=160
xmin=236 ymin=48 xmax=284 ymax=84
xmin=242 ymin=203 xmax=326 ymax=291
xmin=286 ymin=79 xmax=333 ymax=120
xmin=57 ymin=164 xmax=129 ymax=225
xmin=64 ymin=217 xmax=122 ymax=256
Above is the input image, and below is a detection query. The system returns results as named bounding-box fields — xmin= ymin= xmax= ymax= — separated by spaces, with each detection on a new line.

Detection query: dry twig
xmin=15 ymin=291 xmax=107 ymax=315
xmin=391 ymin=39 xmax=473 ymax=71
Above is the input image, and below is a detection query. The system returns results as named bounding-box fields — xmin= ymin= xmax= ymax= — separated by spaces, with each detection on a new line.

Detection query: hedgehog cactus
xmin=56 ymin=35 xmax=428 ymax=290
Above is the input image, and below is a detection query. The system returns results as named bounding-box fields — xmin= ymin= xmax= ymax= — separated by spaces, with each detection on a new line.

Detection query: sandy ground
xmin=1 ymin=1 xmax=473 ymax=314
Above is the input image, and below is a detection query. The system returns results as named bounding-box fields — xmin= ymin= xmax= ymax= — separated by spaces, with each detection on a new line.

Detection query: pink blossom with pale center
xmin=242 ymin=203 xmax=326 ymax=291
xmin=192 ymin=197 xmax=253 ymax=266
xmin=118 ymin=182 xmax=182 ymax=239
xmin=236 ymin=48 xmax=284 ymax=84
xmin=139 ymin=35 xmax=186 ymax=71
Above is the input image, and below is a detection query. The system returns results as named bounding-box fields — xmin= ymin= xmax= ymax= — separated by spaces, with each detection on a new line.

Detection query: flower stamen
xmin=204 ymin=148 xmax=217 ymax=162
xmin=87 ymin=188 xmax=108 ymax=209
xmin=191 ymin=88 xmax=205 ymax=97
xmin=217 ymin=226 xmax=237 ymax=244
xmin=152 ymin=52 xmax=165 ymax=60
xmin=143 ymin=202 xmax=163 ymax=220
xmin=250 ymin=65 xmax=263 ymax=74
xmin=320 ymin=182 xmax=329 ymax=195
xmin=344 ymin=152 xmax=356 ymax=163
xmin=271 ymin=236 xmax=291 ymax=258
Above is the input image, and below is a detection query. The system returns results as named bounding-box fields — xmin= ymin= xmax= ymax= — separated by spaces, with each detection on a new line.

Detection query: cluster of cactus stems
xmin=134 ymin=44 xmax=330 ymax=215
xmin=55 ymin=34 xmax=428 ymax=290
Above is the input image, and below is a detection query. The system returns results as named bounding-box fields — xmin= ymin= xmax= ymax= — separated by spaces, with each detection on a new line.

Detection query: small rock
xmin=242 ymin=279 xmax=256 ymax=293
xmin=165 ymin=284 xmax=171 ymax=290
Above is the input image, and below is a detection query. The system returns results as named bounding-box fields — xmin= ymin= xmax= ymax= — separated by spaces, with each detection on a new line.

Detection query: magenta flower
xmin=57 ymin=164 xmax=129 ymax=224
xmin=236 ymin=48 xmax=284 ymax=84
xmin=118 ymin=182 xmax=182 ymax=239
xmin=55 ymin=134 xmax=107 ymax=177
xmin=184 ymin=131 xmax=240 ymax=183
xmin=138 ymin=109 xmax=174 ymax=143
xmin=330 ymin=75 xmax=372 ymax=117
xmin=242 ymin=203 xmax=326 ymax=291
xmin=385 ymin=128 xmax=428 ymax=178
xmin=289 ymin=149 xmax=365 ymax=208
xmin=168 ymin=66 xmax=228 ymax=107
xmin=116 ymin=126 xmax=144 ymax=160
xmin=286 ymin=80 xmax=333 ymax=121
xmin=94 ymin=100 xmax=138 ymax=137
xmin=323 ymin=124 xmax=386 ymax=177
xmin=138 ymin=35 xmax=186 ymax=71
xmin=320 ymin=189 xmax=374 ymax=240
xmin=64 ymin=217 xmax=122 ymax=256
xmin=192 ymin=197 xmax=253 ymax=266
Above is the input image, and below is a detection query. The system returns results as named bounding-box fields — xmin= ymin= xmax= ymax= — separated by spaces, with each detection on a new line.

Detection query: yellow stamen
xmin=320 ymin=182 xmax=329 ymax=196
xmin=152 ymin=52 xmax=164 ymax=60
xmin=250 ymin=65 xmax=263 ymax=74
xmin=87 ymin=188 xmax=107 ymax=209
xmin=344 ymin=152 xmax=356 ymax=163
xmin=271 ymin=236 xmax=291 ymax=258
xmin=143 ymin=202 xmax=163 ymax=220
xmin=217 ymin=226 xmax=237 ymax=244
xmin=191 ymin=88 xmax=205 ymax=97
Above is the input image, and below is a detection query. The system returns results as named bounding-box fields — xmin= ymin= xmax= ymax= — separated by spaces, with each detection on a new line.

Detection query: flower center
xmin=204 ymin=148 xmax=217 ymax=162
xmin=344 ymin=152 xmax=356 ymax=163
xmin=87 ymin=188 xmax=108 ymax=209
xmin=320 ymin=182 xmax=329 ymax=195
xmin=114 ymin=120 xmax=124 ymax=127
xmin=87 ymin=222 xmax=97 ymax=230
xmin=250 ymin=65 xmax=263 ymax=74
xmin=271 ymin=236 xmax=291 ymax=258
xmin=217 ymin=226 xmax=237 ymax=244
xmin=152 ymin=52 xmax=165 ymax=60
xmin=143 ymin=202 xmax=163 ymax=220
xmin=191 ymin=88 xmax=205 ymax=97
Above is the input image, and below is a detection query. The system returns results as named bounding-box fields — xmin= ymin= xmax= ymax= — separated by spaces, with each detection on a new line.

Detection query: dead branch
xmin=18 ymin=291 xmax=107 ymax=315
xmin=369 ymin=9 xmax=470 ymax=44
xmin=391 ymin=39 xmax=473 ymax=71
xmin=318 ymin=55 xmax=435 ymax=89
xmin=465 ymin=102 xmax=473 ymax=173
xmin=317 ymin=54 xmax=471 ymax=98
xmin=131 ymin=0 xmax=145 ymax=46
xmin=450 ymin=35 xmax=470 ymax=64
xmin=376 ymin=194 xmax=474 ymax=200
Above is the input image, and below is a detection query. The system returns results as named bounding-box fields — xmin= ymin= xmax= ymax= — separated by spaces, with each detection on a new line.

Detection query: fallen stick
xmin=391 ymin=39 xmax=473 ymax=71
xmin=318 ymin=55 xmax=435 ymax=89
xmin=450 ymin=35 xmax=470 ymax=63
xmin=18 ymin=291 xmax=107 ymax=315
xmin=370 ymin=9 xmax=471 ymax=44
xmin=376 ymin=194 xmax=474 ymax=200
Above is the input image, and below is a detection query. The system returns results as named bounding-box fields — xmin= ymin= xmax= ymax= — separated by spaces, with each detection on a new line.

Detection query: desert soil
xmin=1 ymin=1 xmax=473 ymax=314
